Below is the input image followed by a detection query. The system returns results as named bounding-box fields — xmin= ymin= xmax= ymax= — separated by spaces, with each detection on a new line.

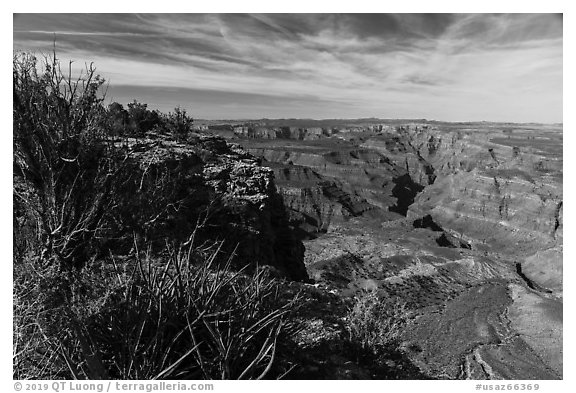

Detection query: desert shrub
xmin=14 ymin=239 xmax=302 ymax=380
xmin=13 ymin=51 xmax=123 ymax=269
xmin=106 ymin=102 xmax=130 ymax=136
xmin=346 ymin=290 xmax=412 ymax=355
xmin=106 ymin=101 xmax=162 ymax=138
xmin=126 ymin=100 xmax=161 ymax=137
xmin=163 ymin=106 xmax=194 ymax=141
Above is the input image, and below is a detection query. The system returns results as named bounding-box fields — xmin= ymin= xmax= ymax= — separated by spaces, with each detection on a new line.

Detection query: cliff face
xmin=110 ymin=134 xmax=308 ymax=281
xmin=233 ymin=126 xmax=333 ymax=140
xmin=398 ymin=126 xmax=563 ymax=256
xmin=237 ymin=125 xmax=562 ymax=261
xmin=360 ymin=129 xmax=437 ymax=186
xmin=265 ymin=163 xmax=385 ymax=237
xmin=242 ymin=143 xmax=421 ymax=218
xmin=408 ymin=170 xmax=561 ymax=253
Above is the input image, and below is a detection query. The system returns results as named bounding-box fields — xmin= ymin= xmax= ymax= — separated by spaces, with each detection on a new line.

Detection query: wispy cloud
xmin=13 ymin=13 xmax=562 ymax=122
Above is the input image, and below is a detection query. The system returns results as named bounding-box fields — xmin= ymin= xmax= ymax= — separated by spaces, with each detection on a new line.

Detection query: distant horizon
xmin=99 ymin=97 xmax=565 ymax=125
xmin=14 ymin=14 xmax=563 ymax=123
xmin=102 ymin=98 xmax=564 ymax=126
xmin=191 ymin=116 xmax=564 ymax=126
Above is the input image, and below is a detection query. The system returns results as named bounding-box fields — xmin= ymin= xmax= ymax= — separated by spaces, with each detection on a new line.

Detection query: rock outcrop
xmin=267 ymin=162 xmax=380 ymax=237
xmin=242 ymin=142 xmax=419 ymax=222
xmin=109 ymin=134 xmax=309 ymax=281
xmin=233 ymin=126 xmax=335 ymax=140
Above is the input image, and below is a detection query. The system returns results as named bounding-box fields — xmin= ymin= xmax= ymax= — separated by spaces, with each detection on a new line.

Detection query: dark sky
xmin=13 ymin=13 xmax=563 ymax=122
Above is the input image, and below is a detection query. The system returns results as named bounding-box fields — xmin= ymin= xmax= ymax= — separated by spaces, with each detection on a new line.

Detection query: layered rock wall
xmin=399 ymin=126 xmax=562 ymax=256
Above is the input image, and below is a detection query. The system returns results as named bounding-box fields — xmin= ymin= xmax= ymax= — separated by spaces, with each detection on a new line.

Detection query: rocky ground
xmin=202 ymin=120 xmax=563 ymax=380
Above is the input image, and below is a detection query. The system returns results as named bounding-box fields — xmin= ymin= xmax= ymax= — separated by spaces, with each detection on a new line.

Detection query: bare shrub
xmin=346 ymin=291 xmax=413 ymax=355
xmin=13 ymin=51 xmax=123 ymax=269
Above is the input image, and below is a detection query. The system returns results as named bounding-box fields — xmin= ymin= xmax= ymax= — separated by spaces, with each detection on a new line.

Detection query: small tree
xmin=107 ymin=102 xmax=129 ymax=136
xmin=165 ymin=106 xmax=193 ymax=141
xmin=126 ymin=100 xmax=160 ymax=137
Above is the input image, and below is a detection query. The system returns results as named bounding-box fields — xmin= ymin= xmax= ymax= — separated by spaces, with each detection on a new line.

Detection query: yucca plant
xmin=14 ymin=237 xmax=302 ymax=380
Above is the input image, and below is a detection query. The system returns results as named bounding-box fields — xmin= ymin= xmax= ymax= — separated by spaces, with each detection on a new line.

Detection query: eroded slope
xmin=226 ymin=120 xmax=562 ymax=380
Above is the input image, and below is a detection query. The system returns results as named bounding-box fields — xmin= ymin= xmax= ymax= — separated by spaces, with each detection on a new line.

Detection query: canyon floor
xmin=204 ymin=120 xmax=563 ymax=380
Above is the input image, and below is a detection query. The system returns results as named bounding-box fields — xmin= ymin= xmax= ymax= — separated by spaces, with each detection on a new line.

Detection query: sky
xmin=13 ymin=13 xmax=563 ymax=122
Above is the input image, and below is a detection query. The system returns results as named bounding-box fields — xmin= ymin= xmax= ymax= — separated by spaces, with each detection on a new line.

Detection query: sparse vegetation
xmin=13 ymin=51 xmax=120 ymax=270
xmin=346 ymin=290 xmax=413 ymax=356
xmin=163 ymin=106 xmax=194 ymax=141
xmin=106 ymin=101 xmax=162 ymax=138
xmin=14 ymin=239 xmax=301 ymax=379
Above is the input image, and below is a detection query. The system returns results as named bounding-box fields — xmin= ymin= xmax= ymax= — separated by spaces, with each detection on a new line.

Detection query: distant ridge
xmin=194 ymin=118 xmax=562 ymax=128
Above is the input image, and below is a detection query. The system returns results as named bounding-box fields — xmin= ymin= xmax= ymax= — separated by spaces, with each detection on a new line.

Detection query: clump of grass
xmin=346 ymin=290 xmax=413 ymax=356
xmin=14 ymin=238 xmax=302 ymax=380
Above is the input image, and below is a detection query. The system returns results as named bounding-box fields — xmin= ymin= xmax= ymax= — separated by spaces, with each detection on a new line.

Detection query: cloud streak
xmin=13 ymin=13 xmax=562 ymax=122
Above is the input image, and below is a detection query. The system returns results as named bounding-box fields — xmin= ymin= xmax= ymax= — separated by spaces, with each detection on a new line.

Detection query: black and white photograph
xmin=11 ymin=6 xmax=566 ymax=387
